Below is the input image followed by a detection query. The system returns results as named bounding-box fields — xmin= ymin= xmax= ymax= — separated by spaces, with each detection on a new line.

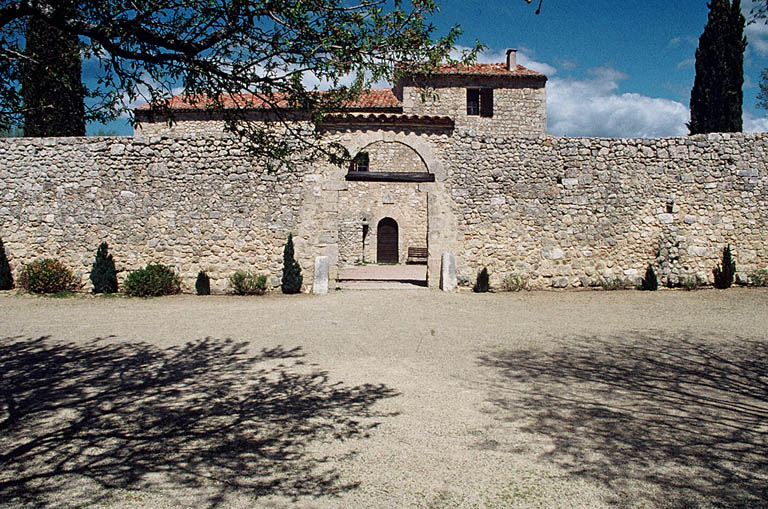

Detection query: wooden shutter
xmin=480 ymin=89 xmax=493 ymax=118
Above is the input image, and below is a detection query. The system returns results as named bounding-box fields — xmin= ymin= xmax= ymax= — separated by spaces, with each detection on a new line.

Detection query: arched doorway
xmin=377 ymin=218 xmax=398 ymax=263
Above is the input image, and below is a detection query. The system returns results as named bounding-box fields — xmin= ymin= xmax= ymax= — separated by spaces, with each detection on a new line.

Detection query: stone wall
xmin=1 ymin=130 xmax=766 ymax=293
xmin=0 ymin=135 xmax=312 ymax=292
xmin=445 ymin=132 xmax=768 ymax=288
xmin=337 ymin=181 xmax=427 ymax=265
xmin=136 ymin=120 xmax=226 ymax=137
xmin=400 ymin=76 xmax=546 ymax=137
xmin=360 ymin=140 xmax=429 ymax=173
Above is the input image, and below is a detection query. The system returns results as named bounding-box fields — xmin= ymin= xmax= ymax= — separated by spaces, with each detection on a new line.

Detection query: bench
xmin=406 ymin=247 xmax=428 ymax=264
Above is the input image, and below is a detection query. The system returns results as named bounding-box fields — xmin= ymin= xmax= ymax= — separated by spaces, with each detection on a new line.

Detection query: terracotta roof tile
xmin=135 ymin=89 xmax=401 ymax=111
xmin=345 ymin=89 xmax=401 ymax=109
xmin=430 ymin=62 xmax=546 ymax=78
xmin=321 ymin=113 xmax=454 ymax=128
xmin=135 ymin=62 xmax=545 ymax=114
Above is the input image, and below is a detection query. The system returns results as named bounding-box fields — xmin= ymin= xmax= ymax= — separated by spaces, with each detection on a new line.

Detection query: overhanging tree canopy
xmin=752 ymin=1 xmax=768 ymax=111
xmin=0 ymin=0 xmax=478 ymax=160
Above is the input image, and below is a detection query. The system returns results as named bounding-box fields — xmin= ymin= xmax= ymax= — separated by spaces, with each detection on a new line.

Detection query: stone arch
xmin=328 ymin=130 xmax=459 ymax=287
xmin=353 ymin=140 xmax=428 ymax=173
xmin=339 ymin=131 xmax=445 ymax=179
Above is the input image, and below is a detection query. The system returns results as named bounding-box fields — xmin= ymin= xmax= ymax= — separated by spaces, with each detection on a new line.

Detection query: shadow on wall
xmin=0 ymin=336 xmax=398 ymax=507
xmin=477 ymin=331 xmax=768 ymax=507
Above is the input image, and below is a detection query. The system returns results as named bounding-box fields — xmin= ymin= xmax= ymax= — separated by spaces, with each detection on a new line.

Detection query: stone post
xmin=313 ymin=256 xmax=329 ymax=294
xmin=440 ymin=252 xmax=457 ymax=291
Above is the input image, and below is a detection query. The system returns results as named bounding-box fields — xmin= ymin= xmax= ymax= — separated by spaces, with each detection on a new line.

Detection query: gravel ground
xmin=1 ymin=288 xmax=767 ymax=508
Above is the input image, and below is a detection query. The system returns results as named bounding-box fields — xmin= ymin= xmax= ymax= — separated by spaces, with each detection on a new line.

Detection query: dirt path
xmin=2 ymin=288 xmax=767 ymax=508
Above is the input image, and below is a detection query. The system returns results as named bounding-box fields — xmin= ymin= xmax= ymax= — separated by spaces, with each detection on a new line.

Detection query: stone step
xmin=336 ymin=280 xmax=428 ymax=290
xmin=338 ymin=264 xmax=427 ymax=281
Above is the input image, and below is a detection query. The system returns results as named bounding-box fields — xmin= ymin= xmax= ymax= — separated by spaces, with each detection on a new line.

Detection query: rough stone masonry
xmin=1 ymin=130 xmax=766 ymax=292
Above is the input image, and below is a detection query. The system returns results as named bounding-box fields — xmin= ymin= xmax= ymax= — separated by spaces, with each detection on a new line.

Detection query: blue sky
xmin=92 ymin=0 xmax=768 ymax=137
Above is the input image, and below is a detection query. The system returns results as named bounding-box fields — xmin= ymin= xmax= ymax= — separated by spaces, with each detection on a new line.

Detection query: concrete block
xmin=440 ymin=252 xmax=457 ymax=292
xmin=313 ymin=256 xmax=329 ymax=294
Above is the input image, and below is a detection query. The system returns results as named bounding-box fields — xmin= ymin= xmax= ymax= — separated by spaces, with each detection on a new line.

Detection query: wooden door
xmin=377 ymin=218 xmax=398 ymax=263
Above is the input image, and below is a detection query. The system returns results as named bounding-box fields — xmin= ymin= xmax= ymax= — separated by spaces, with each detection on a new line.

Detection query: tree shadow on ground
xmin=0 ymin=335 xmax=397 ymax=507
xmin=478 ymin=331 xmax=768 ymax=508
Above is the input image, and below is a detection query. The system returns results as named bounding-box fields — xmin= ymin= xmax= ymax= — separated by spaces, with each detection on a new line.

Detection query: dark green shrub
xmin=18 ymin=258 xmax=80 ymax=294
xmin=89 ymin=242 xmax=118 ymax=294
xmin=0 ymin=237 xmax=13 ymax=290
xmin=228 ymin=270 xmax=268 ymax=295
xmin=123 ymin=263 xmax=181 ymax=297
xmin=473 ymin=267 xmax=490 ymax=293
xmin=195 ymin=270 xmax=211 ymax=295
xmin=640 ymin=264 xmax=658 ymax=291
xmin=281 ymin=233 xmax=303 ymax=294
xmin=713 ymin=245 xmax=736 ymax=289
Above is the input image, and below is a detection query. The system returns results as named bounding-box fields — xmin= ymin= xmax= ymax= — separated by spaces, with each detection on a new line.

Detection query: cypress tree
xmin=473 ymin=267 xmax=490 ymax=293
xmin=688 ymin=0 xmax=746 ymax=134
xmin=713 ymin=244 xmax=736 ymax=289
xmin=281 ymin=233 xmax=303 ymax=294
xmin=0 ymin=237 xmax=14 ymax=290
xmin=22 ymin=5 xmax=86 ymax=137
xmin=641 ymin=264 xmax=658 ymax=291
xmin=195 ymin=270 xmax=211 ymax=295
xmin=90 ymin=242 xmax=118 ymax=293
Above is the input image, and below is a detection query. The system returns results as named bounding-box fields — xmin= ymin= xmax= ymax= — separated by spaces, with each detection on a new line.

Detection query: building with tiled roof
xmin=132 ymin=50 xmax=548 ymax=276
xmin=135 ymin=49 xmax=546 ymax=137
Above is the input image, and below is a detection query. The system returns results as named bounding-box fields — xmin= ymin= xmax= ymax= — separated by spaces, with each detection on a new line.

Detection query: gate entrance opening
xmin=377 ymin=218 xmax=398 ymax=263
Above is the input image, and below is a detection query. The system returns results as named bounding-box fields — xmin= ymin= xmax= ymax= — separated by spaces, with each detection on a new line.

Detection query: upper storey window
xmin=350 ymin=152 xmax=369 ymax=172
xmin=466 ymin=88 xmax=493 ymax=118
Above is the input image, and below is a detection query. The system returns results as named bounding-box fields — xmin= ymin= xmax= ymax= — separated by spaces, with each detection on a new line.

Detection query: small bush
xmin=640 ymin=264 xmax=658 ymax=291
xmin=501 ymin=273 xmax=529 ymax=292
xmin=123 ymin=263 xmax=181 ymax=297
xmin=228 ymin=270 xmax=268 ymax=295
xmin=0 ymin=237 xmax=13 ymax=290
xmin=281 ymin=233 xmax=303 ymax=294
xmin=748 ymin=268 xmax=768 ymax=287
xmin=195 ymin=270 xmax=211 ymax=295
xmin=713 ymin=245 xmax=736 ymax=289
xmin=89 ymin=242 xmax=118 ymax=294
xmin=18 ymin=258 xmax=80 ymax=294
xmin=682 ymin=275 xmax=700 ymax=291
xmin=473 ymin=267 xmax=490 ymax=293
xmin=600 ymin=277 xmax=626 ymax=291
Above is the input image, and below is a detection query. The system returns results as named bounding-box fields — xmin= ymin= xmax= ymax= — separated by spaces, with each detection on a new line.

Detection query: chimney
xmin=506 ymin=49 xmax=517 ymax=71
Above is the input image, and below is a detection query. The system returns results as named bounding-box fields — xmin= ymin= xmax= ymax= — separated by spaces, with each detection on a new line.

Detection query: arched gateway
xmin=377 ymin=218 xmax=398 ymax=263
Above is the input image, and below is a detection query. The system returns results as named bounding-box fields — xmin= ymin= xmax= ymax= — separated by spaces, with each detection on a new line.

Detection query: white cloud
xmin=547 ymin=67 xmax=690 ymax=138
xmin=454 ymin=48 xmax=691 ymax=138
xmin=743 ymin=0 xmax=768 ymax=56
xmin=744 ymin=111 xmax=768 ymax=131
xmin=555 ymin=58 xmax=577 ymax=71
xmin=451 ymin=46 xmax=557 ymax=76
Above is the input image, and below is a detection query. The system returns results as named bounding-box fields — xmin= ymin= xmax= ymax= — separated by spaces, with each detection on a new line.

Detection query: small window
xmin=351 ymin=152 xmax=369 ymax=172
xmin=467 ymin=89 xmax=480 ymax=115
xmin=466 ymin=88 xmax=493 ymax=118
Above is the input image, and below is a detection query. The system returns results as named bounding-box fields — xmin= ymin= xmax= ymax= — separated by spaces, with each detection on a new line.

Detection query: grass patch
xmin=48 ymin=291 xmax=76 ymax=298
